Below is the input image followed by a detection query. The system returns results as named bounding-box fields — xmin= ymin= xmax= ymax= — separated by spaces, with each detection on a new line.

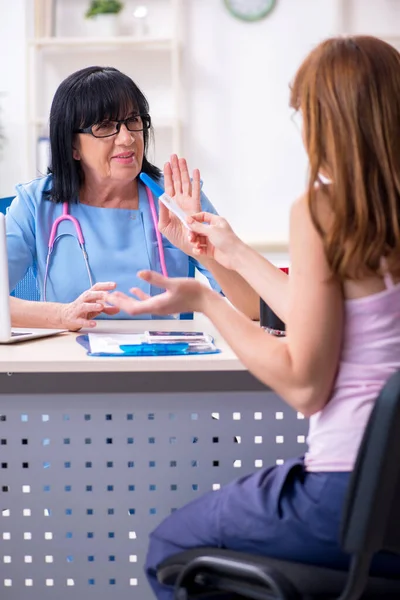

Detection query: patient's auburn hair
xmin=290 ymin=36 xmax=400 ymax=280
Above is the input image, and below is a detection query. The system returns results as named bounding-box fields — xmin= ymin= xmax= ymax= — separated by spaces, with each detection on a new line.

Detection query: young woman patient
xmin=107 ymin=35 xmax=400 ymax=598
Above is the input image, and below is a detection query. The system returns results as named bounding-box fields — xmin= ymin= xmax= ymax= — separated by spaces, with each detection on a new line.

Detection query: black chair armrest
xmin=174 ymin=555 xmax=301 ymax=600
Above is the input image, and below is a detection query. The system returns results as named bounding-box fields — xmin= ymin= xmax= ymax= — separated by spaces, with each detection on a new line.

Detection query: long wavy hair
xmin=290 ymin=36 xmax=400 ymax=279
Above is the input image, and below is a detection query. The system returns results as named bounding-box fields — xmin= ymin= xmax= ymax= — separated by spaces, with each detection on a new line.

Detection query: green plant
xmin=85 ymin=0 xmax=123 ymax=18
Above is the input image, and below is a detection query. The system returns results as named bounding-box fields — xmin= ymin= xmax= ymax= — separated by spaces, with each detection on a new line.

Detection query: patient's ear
xmin=72 ymin=147 xmax=81 ymax=160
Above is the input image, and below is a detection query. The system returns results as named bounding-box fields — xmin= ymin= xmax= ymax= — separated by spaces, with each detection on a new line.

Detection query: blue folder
xmin=76 ymin=335 xmax=221 ymax=357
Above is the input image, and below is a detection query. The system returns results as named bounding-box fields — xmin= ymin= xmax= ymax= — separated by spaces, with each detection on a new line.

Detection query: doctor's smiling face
xmin=47 ymin=66 xmax=161 ymax=203
xmin=72 ymin=111 xmax=147 ymax=183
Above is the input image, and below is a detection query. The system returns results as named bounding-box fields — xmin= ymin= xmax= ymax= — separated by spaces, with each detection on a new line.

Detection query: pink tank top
xmin=305 ymin=267 xmax=400 ymax=472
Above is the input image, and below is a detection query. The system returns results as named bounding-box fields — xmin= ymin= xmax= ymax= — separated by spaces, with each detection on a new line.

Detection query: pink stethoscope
xmin=43 ymin=185 xmax=168 ymax=301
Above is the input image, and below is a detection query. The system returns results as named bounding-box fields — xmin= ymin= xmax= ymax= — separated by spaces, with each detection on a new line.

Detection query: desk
xmin=0 ymin=318 xmax=308 ymax=599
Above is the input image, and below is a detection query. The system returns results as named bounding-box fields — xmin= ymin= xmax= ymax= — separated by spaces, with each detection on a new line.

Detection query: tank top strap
xmin=380 ymin=257 xmax=395 ymax=289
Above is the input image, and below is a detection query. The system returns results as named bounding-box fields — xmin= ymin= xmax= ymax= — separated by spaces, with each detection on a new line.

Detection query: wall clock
xmin=224 ymin=0 xmax=276 ymax=22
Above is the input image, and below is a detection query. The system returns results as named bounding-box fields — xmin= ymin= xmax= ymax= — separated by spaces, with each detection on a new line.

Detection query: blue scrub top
xmin=5 ymin=174 xmax=221 ymax=319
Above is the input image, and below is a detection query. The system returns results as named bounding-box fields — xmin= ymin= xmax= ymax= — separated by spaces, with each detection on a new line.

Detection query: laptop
xmin=0 ymin=213 xmax=66 ymax=344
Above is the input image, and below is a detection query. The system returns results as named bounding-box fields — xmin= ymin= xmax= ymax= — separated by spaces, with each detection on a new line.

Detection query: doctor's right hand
xmin=187 ymin=212 xmax=244 ymax=271
xmin=58 ymin=282 xmax=119 ymax=331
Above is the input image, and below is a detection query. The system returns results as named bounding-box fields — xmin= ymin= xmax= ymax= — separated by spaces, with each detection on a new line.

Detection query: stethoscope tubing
xmin=42 ymin=184 xmax=168 ymax=301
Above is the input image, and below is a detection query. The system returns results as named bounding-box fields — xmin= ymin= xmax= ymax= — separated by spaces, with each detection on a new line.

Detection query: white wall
xmin=181 ymin=0 xmax=340 ymax=245
xmin=0 ymin=0 xmax=399 ymax=248
xmin=345 ymin=0 xmax=400 ymax=37
xmin=0 ymin=0 xmax=28 ymax=196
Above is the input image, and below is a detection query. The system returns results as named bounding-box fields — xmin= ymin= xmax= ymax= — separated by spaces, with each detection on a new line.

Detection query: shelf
xmin=27 ymin=1 xmax=183 ymax=174
xmin=28 ymin=36 xmax=174 ymax=50
xmin=245 ymin=240 xmax=289 ymax=253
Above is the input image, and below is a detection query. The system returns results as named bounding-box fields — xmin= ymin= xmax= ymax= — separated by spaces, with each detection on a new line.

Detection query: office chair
xmin=157 ymin=370 xmax=400 ymax=599
xmin=0 ymin=196 xmax=40 ymax=302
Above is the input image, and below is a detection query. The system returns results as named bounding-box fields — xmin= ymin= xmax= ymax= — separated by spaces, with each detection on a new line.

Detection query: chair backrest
xmin=0 ymin=197 xmax=14 ymax=214
xmin=0 ymin=197 xmax=40 ymax=302
xmin=340 ymin=370 xmax=400 ymax=559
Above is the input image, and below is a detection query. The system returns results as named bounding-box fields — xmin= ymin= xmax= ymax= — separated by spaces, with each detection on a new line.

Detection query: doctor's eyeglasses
xmin=75 ymin=114 xmax=151 ymax=138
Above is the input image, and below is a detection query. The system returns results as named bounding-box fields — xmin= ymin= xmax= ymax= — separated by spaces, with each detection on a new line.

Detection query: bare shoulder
xmin=289 ymin=189 xmax=333 ymax=277
xmin=290 ymin=186 xmax=333 ymax=233
xmin=290 ymin=192 xmax=309 ymax=225
xmin=291 ymin=191 xmax=308 ymax=209
xmin=290 ymin=192 xmax=318 ymax=234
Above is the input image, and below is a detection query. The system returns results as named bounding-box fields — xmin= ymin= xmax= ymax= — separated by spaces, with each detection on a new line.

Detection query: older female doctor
xmin=6 ymin=66 xmax=259 ymax=330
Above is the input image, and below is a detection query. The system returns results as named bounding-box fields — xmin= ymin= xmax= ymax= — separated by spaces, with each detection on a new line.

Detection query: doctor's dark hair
xmin=46 ymin=66 xmax=161 ymax=203
xmin=290 ymin=35 xmax=400 ymax=280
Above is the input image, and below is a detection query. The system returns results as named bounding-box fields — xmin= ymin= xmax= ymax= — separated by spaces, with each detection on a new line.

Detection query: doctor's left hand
xmin=158 ymin=154 xmax=201 ymax=256
xmin=106 ymin=271 xmax=214 ymax=317
xmin=59 ymin=282 xmax=120 ymax=331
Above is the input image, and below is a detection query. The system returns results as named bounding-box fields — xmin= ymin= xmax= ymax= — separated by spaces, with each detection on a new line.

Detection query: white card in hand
xmin=159 ymin=193 xmax=192 ymax=230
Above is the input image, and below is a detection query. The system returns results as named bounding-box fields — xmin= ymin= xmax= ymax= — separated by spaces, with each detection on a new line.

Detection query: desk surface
xmin=0 ymin=316 xmax=245 ymax=374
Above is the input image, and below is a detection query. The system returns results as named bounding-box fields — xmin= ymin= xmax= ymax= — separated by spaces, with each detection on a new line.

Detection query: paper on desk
xmin=88 ymin=333 xmax=147 ymax=355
